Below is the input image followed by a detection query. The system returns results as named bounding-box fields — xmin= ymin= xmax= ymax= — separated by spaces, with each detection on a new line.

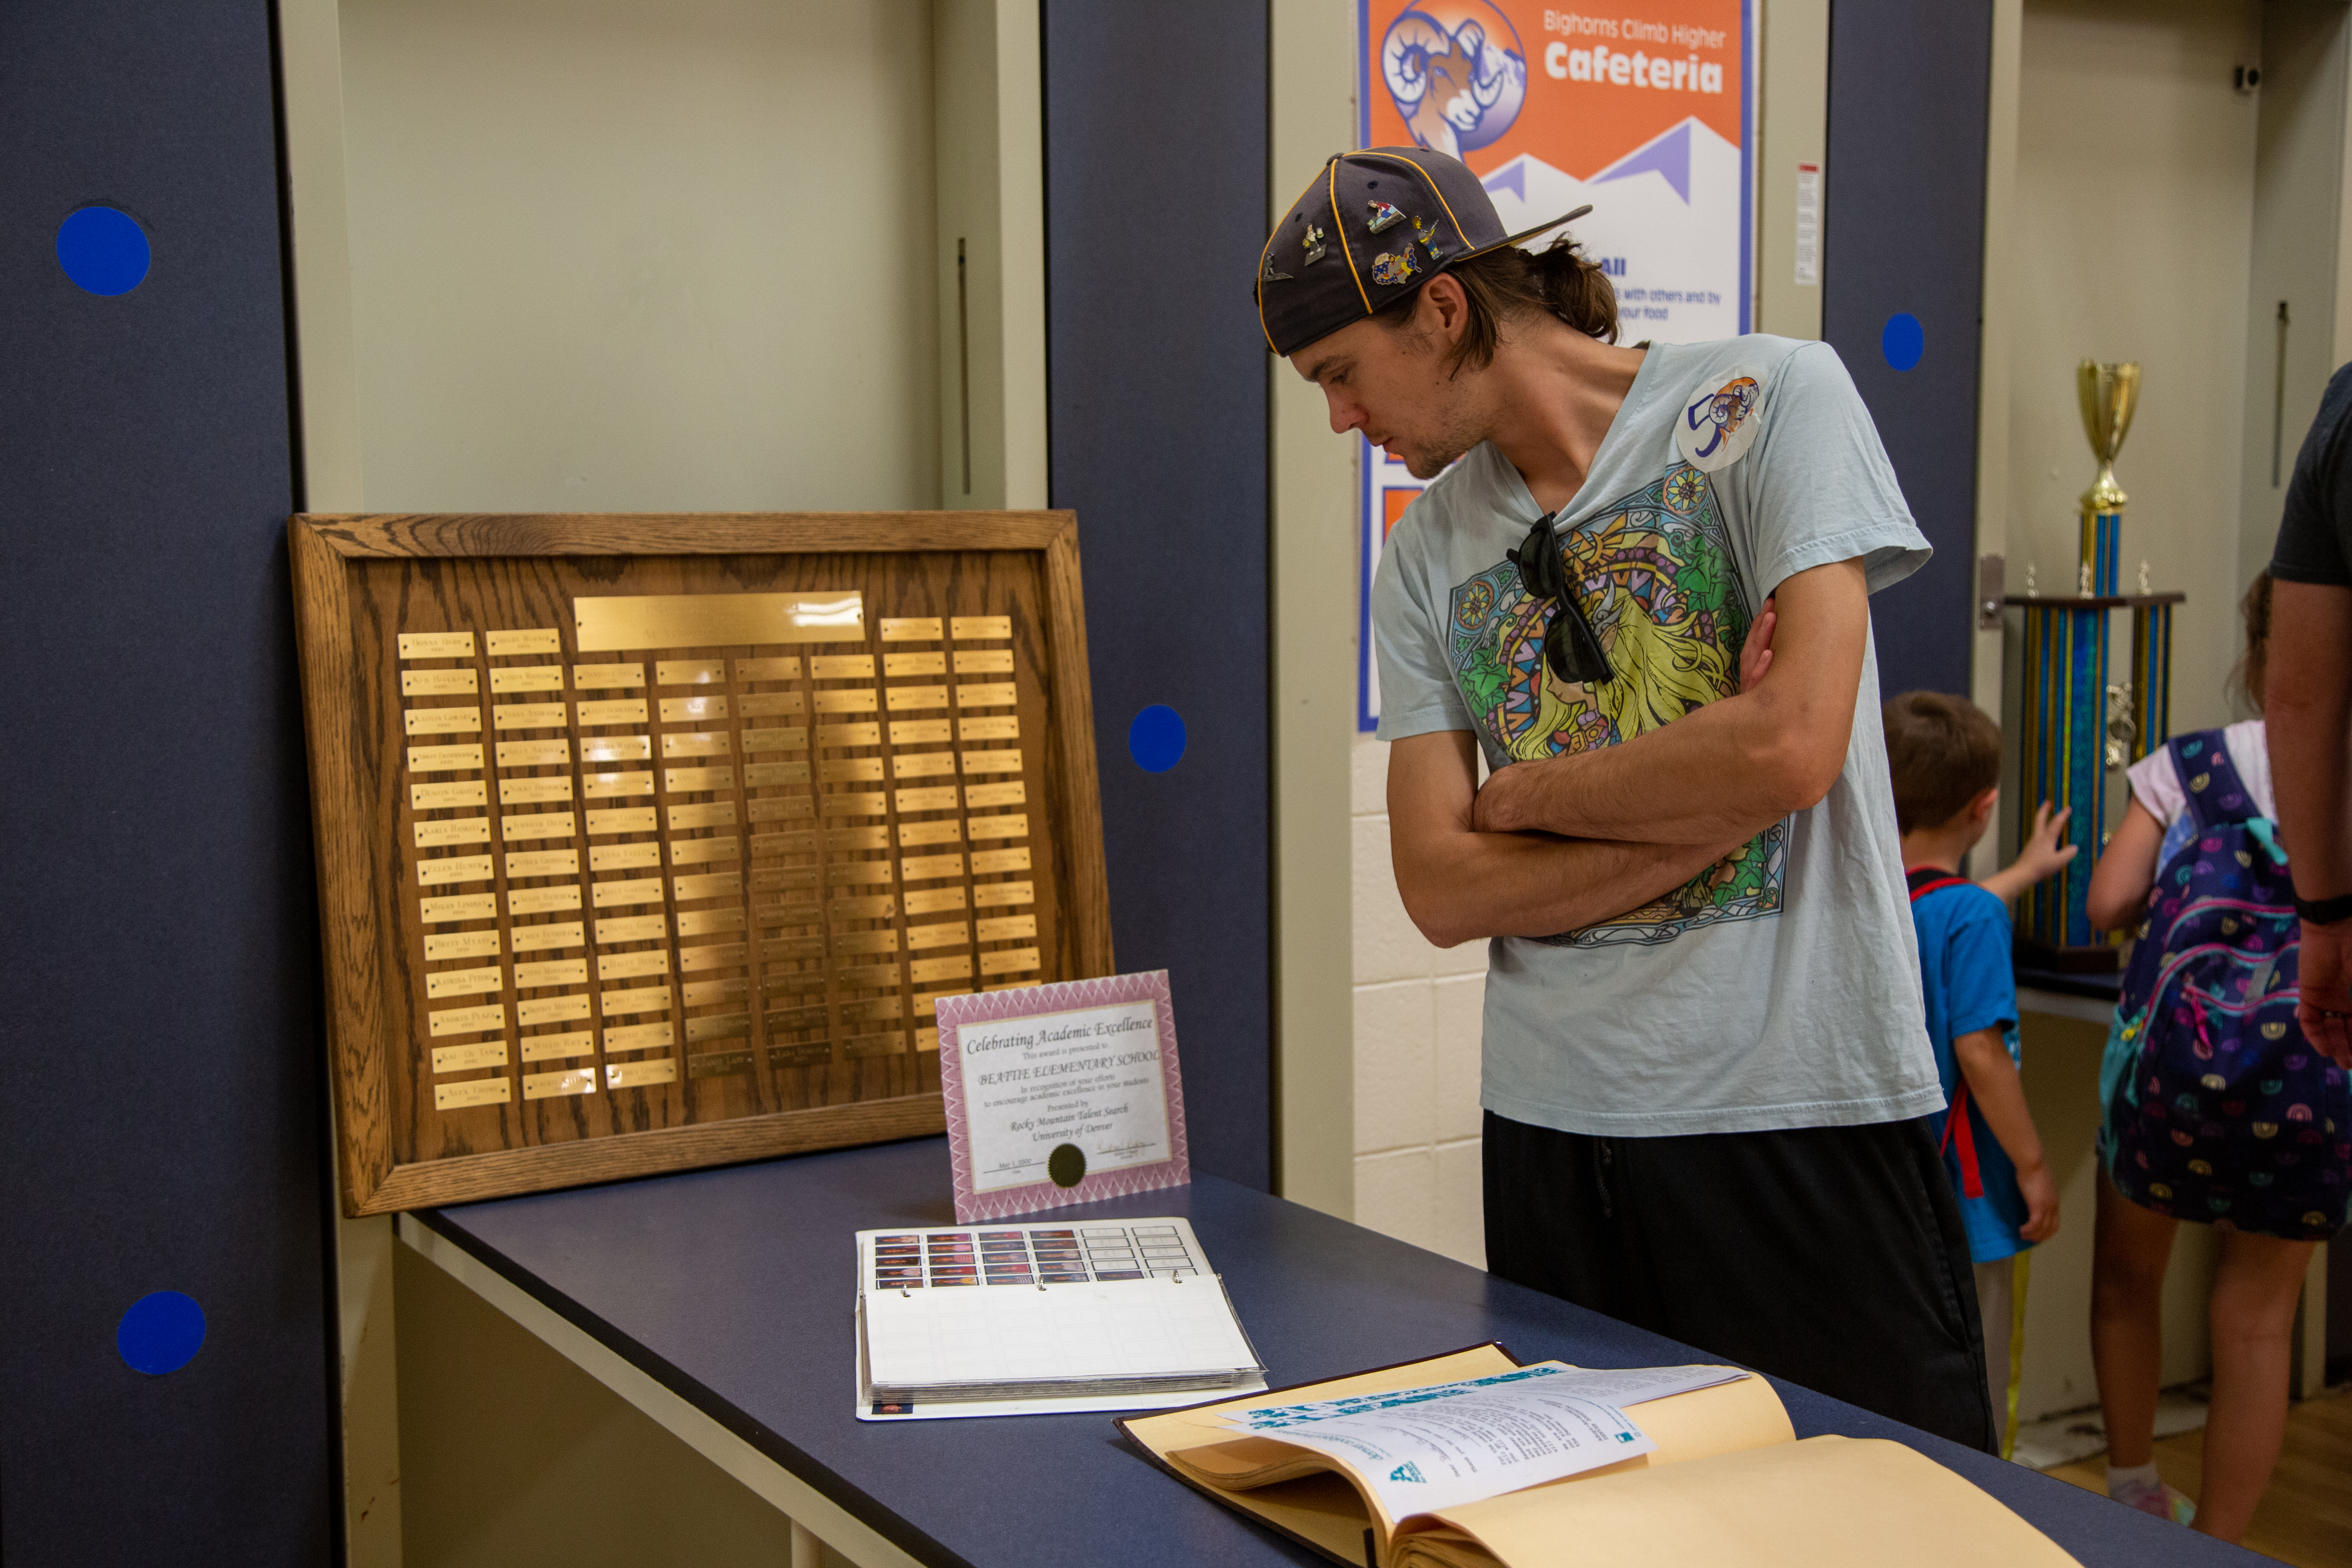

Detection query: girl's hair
xmin=1374 ymin=234 xmax=1619 ymax=373
xmin=2232 ymin=570 xmax=2273 ymax=717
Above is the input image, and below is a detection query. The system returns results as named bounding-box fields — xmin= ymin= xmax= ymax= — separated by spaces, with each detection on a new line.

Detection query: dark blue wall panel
xmin=1044 ymin=3 xmax=1272 ymax=1187
xmin=0 ymin=3 xmax=336 ymax=1561
xmin=1822 ymin=0 xmax=1993 ymax=698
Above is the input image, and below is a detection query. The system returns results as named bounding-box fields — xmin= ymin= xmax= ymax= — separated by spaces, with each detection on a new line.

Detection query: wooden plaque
xmin=290 ymin=512 xmax=1111 ymax=1215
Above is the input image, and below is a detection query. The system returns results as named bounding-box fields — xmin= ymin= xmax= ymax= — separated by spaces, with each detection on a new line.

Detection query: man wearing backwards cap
xmin=1263 ymin=147 xmax=1991 ymax=1450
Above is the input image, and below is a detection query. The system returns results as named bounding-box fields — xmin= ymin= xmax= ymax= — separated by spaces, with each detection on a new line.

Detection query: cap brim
xmin=1444 ymin=203 xmax=1594 ymax=268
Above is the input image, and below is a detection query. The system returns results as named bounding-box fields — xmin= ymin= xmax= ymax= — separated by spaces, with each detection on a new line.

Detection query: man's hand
xmin=2299 ymin=920 xmax=2352 ymax=1068
xmin=2015 ymin=1158 xmax=2061 ymax=1244
xmin=1740 ymin=595 xmax=1778 ymax=690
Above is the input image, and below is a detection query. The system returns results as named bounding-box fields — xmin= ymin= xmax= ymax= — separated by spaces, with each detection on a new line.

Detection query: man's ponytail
xmin=1374 ymin=229 xmax=1621 ymax=374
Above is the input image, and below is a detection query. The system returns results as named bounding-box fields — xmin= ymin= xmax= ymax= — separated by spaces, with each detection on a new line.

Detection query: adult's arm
xmin=2267 ymin=578 xmax=2352 ymax=1064
xmin=1388 ymin=731 xmax=1744 ymax=949
xmin=1472 ymin=557 xmax=1868 ymax=845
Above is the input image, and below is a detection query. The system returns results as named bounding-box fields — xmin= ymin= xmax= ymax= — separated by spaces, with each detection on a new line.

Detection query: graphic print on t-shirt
xmin=1445 ymin=459 xmax=1787 ymax=947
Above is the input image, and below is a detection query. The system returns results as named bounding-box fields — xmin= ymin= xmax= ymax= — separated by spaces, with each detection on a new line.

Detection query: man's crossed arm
xmin=1388 ymin=557 xmax=1868 ymax=949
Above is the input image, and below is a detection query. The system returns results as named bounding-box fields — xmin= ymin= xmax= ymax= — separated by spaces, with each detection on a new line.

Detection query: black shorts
xmin=1483 ymin=1110 xmax=1997 ymax=1452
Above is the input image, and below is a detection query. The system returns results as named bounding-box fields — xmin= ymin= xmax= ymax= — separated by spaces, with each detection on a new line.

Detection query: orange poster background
xmin=1363 ymin=2 xmax=1744 ymax=178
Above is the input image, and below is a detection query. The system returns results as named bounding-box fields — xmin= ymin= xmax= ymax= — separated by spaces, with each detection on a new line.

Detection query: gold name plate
xmin=573 ymin=592 xmax=865 ymax=651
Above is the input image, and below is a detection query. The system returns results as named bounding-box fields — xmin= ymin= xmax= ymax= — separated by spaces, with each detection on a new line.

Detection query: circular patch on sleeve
xmin=1672 ymin=368 xmax=1765 ymax=473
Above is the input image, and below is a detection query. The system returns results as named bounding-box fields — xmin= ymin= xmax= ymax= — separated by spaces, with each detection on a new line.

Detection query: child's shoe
xmin=2111 ymin=1478 xmax=2196 ymax=1526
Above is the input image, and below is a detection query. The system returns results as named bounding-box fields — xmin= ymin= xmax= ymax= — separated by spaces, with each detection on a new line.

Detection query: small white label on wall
xmin=1794 ymin=163 xmax=1821 ymax=287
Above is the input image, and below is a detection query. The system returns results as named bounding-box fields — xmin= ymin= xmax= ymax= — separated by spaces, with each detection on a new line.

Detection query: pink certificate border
xmin=935 ymin=969 xmax=1190 ymax=1223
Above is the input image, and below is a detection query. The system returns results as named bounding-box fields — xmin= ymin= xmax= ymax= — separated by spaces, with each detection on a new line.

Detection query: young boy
xmin=1884 ymin=691 xmax=2075 ymax=1445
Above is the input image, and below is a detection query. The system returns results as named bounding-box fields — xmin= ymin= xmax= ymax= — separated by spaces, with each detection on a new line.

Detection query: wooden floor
xmin=2045 ymin=1385 xmax=2352 ymax=1566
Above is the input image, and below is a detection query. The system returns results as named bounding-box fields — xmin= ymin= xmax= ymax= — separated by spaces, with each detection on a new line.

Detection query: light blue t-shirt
xmin=1911 ymin=877 xmax=2031 ymax=1263
xmin=1372 ymin=334 xmax=1944 ymax=1138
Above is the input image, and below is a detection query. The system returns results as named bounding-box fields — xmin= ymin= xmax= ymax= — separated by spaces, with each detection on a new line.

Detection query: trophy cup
xmin=2077 ymin=360 xmax=2140 ymax=596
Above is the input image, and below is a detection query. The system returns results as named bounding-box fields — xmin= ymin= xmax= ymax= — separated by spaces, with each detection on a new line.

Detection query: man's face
xmin=1289 ymin=285 xmax=1486 ymax=481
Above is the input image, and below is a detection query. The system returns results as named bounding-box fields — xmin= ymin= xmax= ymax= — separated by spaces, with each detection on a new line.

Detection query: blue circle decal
xmin=1127 ymin=705 xmax=1187 ymax=773
xmin=118 ymin=1290 xmax=206 ymax=1374
xmin=1881 ymin=312 xmax=1924 ymax=372
xmin=57 ymin=206 xmax=151 ymax=296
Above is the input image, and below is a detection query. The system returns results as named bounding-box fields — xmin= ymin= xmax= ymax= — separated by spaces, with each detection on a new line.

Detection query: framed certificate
xmin=936 ymin=970 xmax=1189 ymax=1222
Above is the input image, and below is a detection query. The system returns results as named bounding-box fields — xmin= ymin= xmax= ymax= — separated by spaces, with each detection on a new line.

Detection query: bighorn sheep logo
xmin=1381 ymin=4 xmax=1529 ymax=160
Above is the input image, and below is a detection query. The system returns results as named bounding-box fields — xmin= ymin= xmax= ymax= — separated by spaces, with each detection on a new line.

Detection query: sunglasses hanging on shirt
xmin=1505 ymin=513 xmax=1614 ymax=686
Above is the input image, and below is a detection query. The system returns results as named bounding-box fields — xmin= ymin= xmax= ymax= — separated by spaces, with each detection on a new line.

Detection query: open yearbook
xmin=1117 ymin=1345 xmax=2082 ymax=1568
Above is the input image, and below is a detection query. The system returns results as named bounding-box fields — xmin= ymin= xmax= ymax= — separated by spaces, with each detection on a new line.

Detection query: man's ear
xmin=1419 ymin=273 xmax=1469 ymax=347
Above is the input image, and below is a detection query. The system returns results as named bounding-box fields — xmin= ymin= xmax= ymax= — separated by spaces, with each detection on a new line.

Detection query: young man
xmin=1258 ymin=147 xmax=1993 ymax=1449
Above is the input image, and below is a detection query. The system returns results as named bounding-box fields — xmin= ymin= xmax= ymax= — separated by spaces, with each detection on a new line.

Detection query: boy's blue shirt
xmin=1911 ymin=877 xmax=2031 ymax=1263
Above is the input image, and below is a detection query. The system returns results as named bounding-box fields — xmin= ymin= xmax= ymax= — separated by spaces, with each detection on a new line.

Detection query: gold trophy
xmin=2076 ymin=360 xmax=2140 ymax=595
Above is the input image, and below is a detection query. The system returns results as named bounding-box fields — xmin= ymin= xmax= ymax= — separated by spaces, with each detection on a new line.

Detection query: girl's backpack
xmin=2101 ymin=730 xmax=2351 ymax=1240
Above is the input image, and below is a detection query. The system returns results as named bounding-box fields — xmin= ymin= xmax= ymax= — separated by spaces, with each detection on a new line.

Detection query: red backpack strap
xmin=1938 ymin=1080 xmax=1984 ymax=1198
xmin=1905 ymin=868 xmax=1971 ymax=904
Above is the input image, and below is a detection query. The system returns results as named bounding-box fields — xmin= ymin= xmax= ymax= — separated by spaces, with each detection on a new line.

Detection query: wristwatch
xmin=2294 ymin=890 xmax=2352 ymax=927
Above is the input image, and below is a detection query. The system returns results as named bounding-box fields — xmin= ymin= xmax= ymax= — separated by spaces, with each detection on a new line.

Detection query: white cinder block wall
xmin=1350 ymin=733 xmax=1490 ymax=1267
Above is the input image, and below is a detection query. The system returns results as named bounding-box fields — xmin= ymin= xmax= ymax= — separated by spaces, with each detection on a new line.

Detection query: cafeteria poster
xmin=1356 ymin=2 xmax=1753 ymax=729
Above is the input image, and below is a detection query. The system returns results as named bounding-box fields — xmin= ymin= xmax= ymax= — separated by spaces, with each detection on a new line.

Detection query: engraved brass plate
xmin=577 ymin=698 xmax=648 ymax=726
xmin=675 ymin=907 xmax=745 ymax=936
xmin=406 ymin=706 xmax=484 ymax=736
xmin=412 ymin=780 xmax=489 ymax=810
xmin=906 ymin=922 xmax=969 ymax=951
xmin=400 ymin=630 xmax=476 ymax=659
xmin=966 ymin=781 xmax=1027 ymax=809
xmin=952 ymin=650 xmax=1015 ymax=674
xmin=677 ymin=943 xmax=746 ymax=972
xmin=909 ymin=954 xmax=973 ymax=983
xmin=957 ymin=683 xmax=1018 ymax=708
xmin=667 ymin=801 xmax=737 ymax=830
xmin=837 ymin=958 xmax=903 ymax=989
xmin=751 ymin=863 xmax=820 ymax=894
xmin=432 ymin=1039 xmax=508 ymax=1074
xmin=415 ymin=817 xmax=492 ymax=849
xmin=768 ymin=1041 xmax=832 ymax=1068
xmin=436 ymin=1078 xmax=512 ymax=1110
xmin=601 ymin=985 xmax=671 ymax=1017
xmin=514 ymin=958 xmax=588 ymax=989
xmin=735 ymin=656 xmax=801 ymax=682
xmin=950 ymin=616 xmax=1011 ymax=640
xmin=892 ymin=751 xmax=956 ymax=779
xmin=581 ymin=771 xmax=655 ymax=798
xmin=901 ymin=853 xmax=965 ymax=882
xmin=510 ymin=921 xmax=585 ymax=952
xmin=588 ymin=842 xmax=662 ymax=871
xmin=843 ymin=1033 xmax=906 ymax=1059
xmin=817 ymin=722 xmax=882 ymax=747
xmin=665 ymin=766 xmax=734 ymax=793
xmin=742 ymin=727 xmax=807 ymax=754
xmin=523 ymin=1068 xmax=598 ymax=1100
xmin=812 ymin=688 xmax=878 ymax=713
xmin=820 ymin=757 xmax=885 ymax=784
xmin=508 ymin=884 xmax=584 ymax=914
xmin=958 ymin=715 xmax=1020 ymax=741
xmin=765 ymin=969 xmax=827 ymax=994
xmin=669 ymin=837 xmax=741 ymax=866
xmin=598 ymin=948 xmax=671 ymax=980
xmin=746 ymin=797 xmax=814 ymax=823
xmin=572 ymin=663 xmax=646 ymax=690
xmin=742 ymin=760 xmax=811 ymax=787
xmin=826 ymin=826 xmax=890 ymax=852
xmin=488 ymin=666 xmax=564 ymax=693
xmin=972 ymin=880 xmax=1035 ymax=909
xmin=501 ymin=811 xmax=575 ymax=841
xmin=880 ymin=617 xmax=942 ymax=641
xmin=662 ymin=734 xmax=731 ymax=761
xmin=961 ymin=749 xmax=1022 ymax=775
xmin=425 ymin=929 xmax=502 ymax=961
xmin=976 ymin=914 xmax=1038 ymax=942
xmin=903 ymin=886 xmax=967 ymax=915
xmin=659 ymin=696 xmax=727 ymax=724
xmin=895 ymin=785 xmax=959 ymax=813
xmin=574 ymin=592 xmax=863 ymax=653
xmin=834 ymin=928 xmax=901 ymax=956
xmin=969 ymin=849 xmax=1034 ymax=876
xmin=968 ymin=814 xmax=1029 ymax=841
xmin=831 ymin=895 xmax=896 ymax=920
xmin=883 ymin=651 xmax=946 ymax=677
xmin=606 ymin=1057 xmax=679 ymax=1087
xmin=493 ymin=701 xmax=568 ymax=731
xmin=497 ymin=738 xmax=571 ymax=767
xmin=890 ymin=719 xmax=952 ymax=746
xmin=824 ymin=791 xmax=886 ymax=816
xmin=898 ymin=820 xmax=963 ymax=848
xmin=685 ymin=1013 xmax=751 ymax=1043
xmin=686 ymin=1049 xmax=753 ymax=1078
xmin=818 ymin=860 xmax=890 ymax=885
xmin=767 ymin=1001 xmax=827 ymax=1031
xmin=738 ymin=692 xmax=806 ymax=718
xmin=809 ymin=655 xmax=874 ymax=680
xmin=580 ymin=735 xmax=652 ymax=763
xmin=590 ymin=876 xmax=664 ymax=907
xmin=918 ymin=1028 xmax=940 ymax=1052
xmin=681 ymin=977 xmax=748 ymax=1007
xmin=506 ymin=848 xmax=581 ymax=879
xmin=486 ymin=628 xmax=562 ymax=655
xmin=753 ymin=830 xmax=818 ymax=856
xmin=499 ymin=775 xmax=575 ymax=805
xmin=596 ymin=913 xmax=667 ymax=944
xmin=403 ymin=668 xmax=480 ymax=696
xmin=655 ymin=659 xmax=725 ymax=686
xmin=839 ymin=995 xmax=903 ymax=1024
xmin=604 ymin=1020 xmax=676 ymax=1051
xmin=912 ymin=992 xmax=944 ymax=1016
xmin=980 ymin=947 xmax=1042 ymax=976
xmin=416 ymin=855 xmax=493 ymax=886
xmin=885 ymin=685 xmax=949 ymax=711
xmin=421 ymin=891 xmax=499 ymax=923
xmin=429 ymin=1002 xmax=506 ymax=1037
xmin=517 ymin=994 xmax=592 ymax=1025
xmin=757 ymin=926 xmax=824 ymax=953
xmin=520 ymin=1030 xmax=595 ymax=1062
xmin=409 ymin=742 xmax=485 ymax=772
xmin=673 ymin=871 xmax=743 ymax=900
xmin=586 ymin=806 xmax=657 ymax=835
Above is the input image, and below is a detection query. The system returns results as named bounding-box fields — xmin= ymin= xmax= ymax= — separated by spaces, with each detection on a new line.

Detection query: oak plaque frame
xmin=291 ymin=512 xmax=1111 ymax=1215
